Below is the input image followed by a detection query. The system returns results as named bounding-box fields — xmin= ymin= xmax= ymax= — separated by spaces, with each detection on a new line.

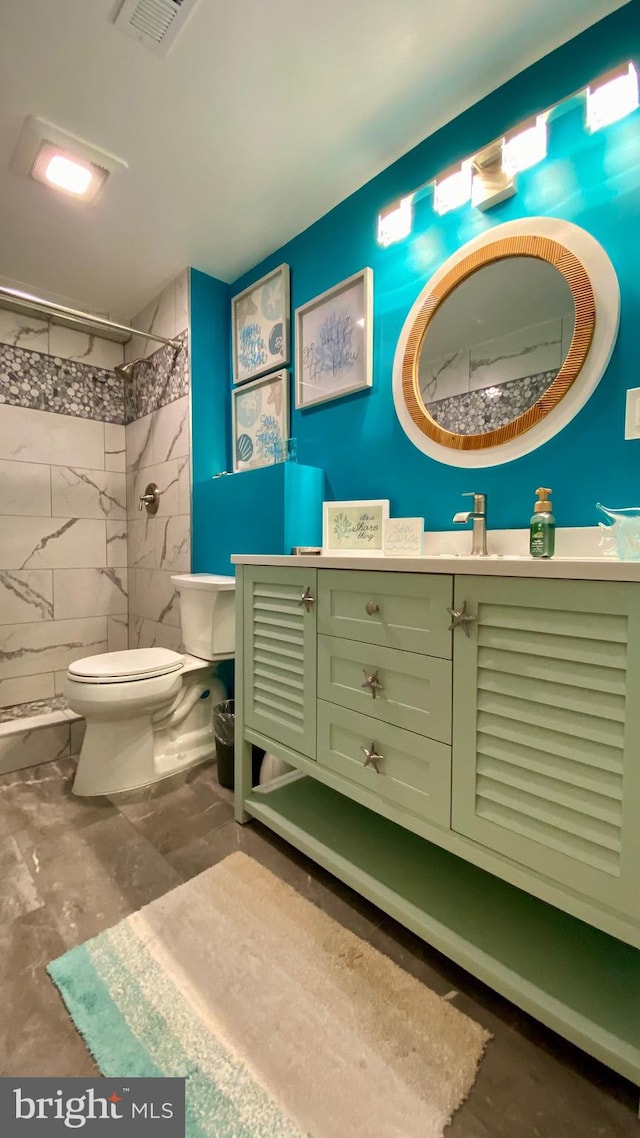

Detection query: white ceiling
xmin=0 ymin=0 xmax=627 ymax=320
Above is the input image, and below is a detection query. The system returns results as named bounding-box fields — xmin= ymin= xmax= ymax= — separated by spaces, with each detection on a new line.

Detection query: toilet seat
xmin=68 ymin=647 xmax=184 ymax=684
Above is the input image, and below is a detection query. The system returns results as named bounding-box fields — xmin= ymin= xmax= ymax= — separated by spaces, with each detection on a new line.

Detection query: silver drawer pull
xmin=447 ymin=601 xmax=476 ymax=637
xmin=361 ymin=668 xmax=384 ymax=699
xmin=365 ymin=601 xmax=380 ymax=616
xmin=298 ymin=586 xmax=315 ymax=612
xmin=361 ymin=742 xmax=383 ymax=773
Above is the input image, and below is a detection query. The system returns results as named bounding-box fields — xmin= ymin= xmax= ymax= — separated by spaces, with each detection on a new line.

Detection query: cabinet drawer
xmin=318 ymin=700 xmax=451 ymax=827
xmin=318 ymin=570 xmax=452 ymax=658
xmin=318 ymin=635 xmax=451 ymax=743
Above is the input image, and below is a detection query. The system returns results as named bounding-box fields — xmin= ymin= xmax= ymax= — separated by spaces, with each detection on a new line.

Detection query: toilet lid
xmin=68 ymin=648 xmax=184 ymax=683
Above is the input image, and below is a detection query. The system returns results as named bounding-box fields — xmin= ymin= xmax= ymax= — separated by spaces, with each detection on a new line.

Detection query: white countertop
xmin=231 ymin=552 xmax=640 ymax=581
xmin=231 ymin=527 xmax=640 ymax=581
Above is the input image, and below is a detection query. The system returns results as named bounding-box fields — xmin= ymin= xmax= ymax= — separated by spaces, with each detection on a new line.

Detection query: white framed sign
xmin=383 ymin=517 xmax=425 ymax=557
xmin=322 ymin=499 xmax=389 ymax=555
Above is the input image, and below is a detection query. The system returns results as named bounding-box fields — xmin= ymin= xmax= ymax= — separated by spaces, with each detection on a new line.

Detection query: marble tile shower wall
xmin=0 ymin=312 xmax=127 ymax=709
xmin=125 ymin=272 xmax=192 ymax=652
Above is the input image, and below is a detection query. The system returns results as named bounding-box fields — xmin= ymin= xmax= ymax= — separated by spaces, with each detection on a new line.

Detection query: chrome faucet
xmin=453 ymin=492 xmax=488 ymax=556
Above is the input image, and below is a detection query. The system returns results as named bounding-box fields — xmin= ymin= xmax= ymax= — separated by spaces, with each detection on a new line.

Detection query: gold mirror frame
xmin=402 ymin=235 xmax=596 ymax=451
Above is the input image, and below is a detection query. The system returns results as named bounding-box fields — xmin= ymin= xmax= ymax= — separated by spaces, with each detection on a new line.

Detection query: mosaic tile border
xmin=0 ymin=694 xmax=68 ymax=723
xmin=426 ymin=370 xmax=555 ymax=436
xmin=0 ymin=341 xmax=125 ymax=424
xmin=124 ymin=330 xmax=189 ymax=424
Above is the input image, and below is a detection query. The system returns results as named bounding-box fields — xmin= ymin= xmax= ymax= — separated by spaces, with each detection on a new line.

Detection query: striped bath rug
xmin=48 ymin=851 xmax=489 ymax=1137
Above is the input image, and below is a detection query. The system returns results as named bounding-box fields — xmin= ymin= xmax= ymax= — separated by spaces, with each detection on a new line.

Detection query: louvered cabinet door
xmin=451 ymin=576 xmax=640 ymax=921
xmin=243 ymin=566 xmax=317 ymax=758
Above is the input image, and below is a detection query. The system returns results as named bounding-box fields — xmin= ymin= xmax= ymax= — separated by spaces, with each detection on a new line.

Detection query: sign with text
xmin=0 ymin=1078 xmax=185 ymax=1136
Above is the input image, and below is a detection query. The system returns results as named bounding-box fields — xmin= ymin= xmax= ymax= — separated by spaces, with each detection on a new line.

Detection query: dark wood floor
xmin=0 ymin=755 xmax=637 ymax=1136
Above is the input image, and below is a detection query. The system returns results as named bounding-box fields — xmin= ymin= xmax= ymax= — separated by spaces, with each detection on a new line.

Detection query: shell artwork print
xmin=236 ymin=388 xmax=261 ymax=428
xmin=255 ymin=414 xmax=281 ymax=461
xmin=238 ymin=323 xmax=268 ymax=376
xmin=269 ymin=322 xmax=284 ymax=357
xmin=236 ymin=434 xmax=254 ymax=463
xmin=267 ymin=380 xmax=283 ymax=416
xmin=261 ymin=277 xmax=283 ymax=321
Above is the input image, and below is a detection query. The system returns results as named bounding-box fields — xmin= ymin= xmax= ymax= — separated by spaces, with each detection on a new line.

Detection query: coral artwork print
xmin=296 ymin=270 xmax=371 ymax=408
xmin=303 ymin=310 xmax=359 ymax=388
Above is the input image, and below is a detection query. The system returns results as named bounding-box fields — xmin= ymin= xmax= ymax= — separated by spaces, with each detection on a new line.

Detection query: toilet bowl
xmin=65 ymin=574 xmax=235 ymax=796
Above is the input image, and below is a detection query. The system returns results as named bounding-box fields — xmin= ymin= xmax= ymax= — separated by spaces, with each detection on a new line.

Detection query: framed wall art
xmin=232 ymin=264 xmax=290 ymax=385
xmin=322 ymin=499 xmax=389 ymax=555
xmin=295 ymin=268 xmax=373 ymax=409
xmin=232 ymin=369 xmax=290 ymax=472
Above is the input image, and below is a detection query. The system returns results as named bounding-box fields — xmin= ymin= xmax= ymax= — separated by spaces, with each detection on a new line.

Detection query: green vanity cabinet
xmin=241 ymin=564 xmax=317 ymax=758
xmin=235 ymin=559 xmax=640 ymax=1085
xmin=451 ymin=576 xmax=640 ymax=922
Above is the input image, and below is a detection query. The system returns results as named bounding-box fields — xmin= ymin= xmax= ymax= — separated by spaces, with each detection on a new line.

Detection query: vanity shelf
xmin=246 ymin=774 xmax=640 ymax=1083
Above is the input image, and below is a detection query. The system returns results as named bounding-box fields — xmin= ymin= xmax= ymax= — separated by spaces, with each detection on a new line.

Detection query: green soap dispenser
xmin=530 ymin=487 xmax=555 ymax=558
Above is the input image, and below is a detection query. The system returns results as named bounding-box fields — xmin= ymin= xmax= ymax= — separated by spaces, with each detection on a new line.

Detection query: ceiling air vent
xmin=113 ymin=0 xmax=199 ymax=56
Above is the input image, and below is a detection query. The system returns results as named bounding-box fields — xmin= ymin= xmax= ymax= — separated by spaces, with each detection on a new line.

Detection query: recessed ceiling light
xmin=11 ymin=116 xmax=127 ymax=205
xmin=44 ymin=155 xmax=93 ymax=195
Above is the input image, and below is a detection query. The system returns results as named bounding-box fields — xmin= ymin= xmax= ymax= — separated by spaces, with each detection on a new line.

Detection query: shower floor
xmin=0 ymin=696 xmax=68 ymax=724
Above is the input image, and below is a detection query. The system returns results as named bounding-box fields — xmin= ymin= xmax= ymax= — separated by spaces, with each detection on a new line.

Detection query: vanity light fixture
xmin=11 ymin=116 xmax=127 ymax=204
xmin=376 ymin=61 xmax=637 ymax=240
xmin=471 ymin=141 xmax=515 ymax=211
xmin=502 ymin=115 xmax=548 ymax=176
xmin=433 ymin=161 xmax=472 ymax=215
xmin=377 ymin=195 xmax=413 ymax=246
xmin=586 ymin=62 xmax=639 ymax=131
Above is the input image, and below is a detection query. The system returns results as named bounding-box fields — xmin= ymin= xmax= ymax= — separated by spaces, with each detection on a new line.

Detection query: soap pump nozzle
xmin=534 ymin=487 xmax=552 ymax=513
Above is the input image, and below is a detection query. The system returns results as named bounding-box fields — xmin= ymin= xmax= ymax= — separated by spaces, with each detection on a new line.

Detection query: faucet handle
xmin=462 ymin=492 xmax=486 ymax=513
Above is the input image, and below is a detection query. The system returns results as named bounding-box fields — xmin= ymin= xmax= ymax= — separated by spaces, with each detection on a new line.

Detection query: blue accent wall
xmin=219 ymin=2 xmax=640 ymax=534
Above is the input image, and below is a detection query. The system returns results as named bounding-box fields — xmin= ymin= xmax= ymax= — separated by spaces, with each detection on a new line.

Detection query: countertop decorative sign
xmin=384 ymin=517 xmax=425 ymax=556
xmin=322 ymin=499 xmax=389 ymax=554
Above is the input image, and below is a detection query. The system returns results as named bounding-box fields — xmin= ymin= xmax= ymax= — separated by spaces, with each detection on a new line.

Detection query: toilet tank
xmin=170 ymin=573 xmax=235 ymax=661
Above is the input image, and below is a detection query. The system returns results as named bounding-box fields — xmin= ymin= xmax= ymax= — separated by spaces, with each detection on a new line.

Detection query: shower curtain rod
xmin=0 ymin=286 xmax=183 ymax=350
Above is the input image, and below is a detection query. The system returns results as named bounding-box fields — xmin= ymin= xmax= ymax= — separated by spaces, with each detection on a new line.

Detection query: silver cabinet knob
xmin=361 ymin=742 xmax=383 ymax=773
xmin=447 ymin=601 xmax=476 ymax=637
xmin=365 ymin=601 xmax=380 ymax=616
xmin=297 ymin=586 xmax=315 ymax=612
xmin=361 ymin=668 xmax=384 ymax=699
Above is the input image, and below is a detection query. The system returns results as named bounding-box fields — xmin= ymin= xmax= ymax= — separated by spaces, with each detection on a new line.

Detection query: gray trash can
xmin=213 ymin=699 xmax=264 ymax=790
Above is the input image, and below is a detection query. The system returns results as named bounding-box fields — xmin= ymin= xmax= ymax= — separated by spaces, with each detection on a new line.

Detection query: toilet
xmin=65 ymin=573 xmax=235 ymax=797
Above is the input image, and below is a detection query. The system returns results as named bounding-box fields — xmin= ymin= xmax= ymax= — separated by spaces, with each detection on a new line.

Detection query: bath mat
xmin=48 ymin=851 xmax=489 ymax=1138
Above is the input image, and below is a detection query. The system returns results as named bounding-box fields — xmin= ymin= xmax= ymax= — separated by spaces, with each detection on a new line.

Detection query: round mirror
xmin=392 ymin=218 xmax=620 ymax=468
xmin=419 ymin=256 xmax=575 ymax=436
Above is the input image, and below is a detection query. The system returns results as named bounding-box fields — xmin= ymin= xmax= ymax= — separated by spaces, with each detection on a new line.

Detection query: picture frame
xmin=383 ymin=517 xmax=425 ymax=557
xmin=232 ymin=369 xmax=290 ymax=472
xmin=322 ymin=499 xmax=389 ymax=555
xmin=232 ymin=264 xmax=290 ymax=385
xmin=295 ymin=268 xmax=373 ymax=409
